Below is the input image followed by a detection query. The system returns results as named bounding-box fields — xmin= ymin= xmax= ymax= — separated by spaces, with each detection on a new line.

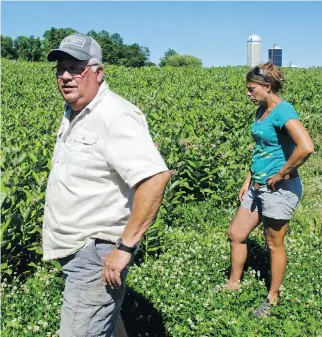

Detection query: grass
xmin=1 ymin=151 xmax=321 ymax=337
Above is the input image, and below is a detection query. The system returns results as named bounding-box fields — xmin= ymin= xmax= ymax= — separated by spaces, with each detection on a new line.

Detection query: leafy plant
xmin=1 ymin=59 xmax=321 ymax=283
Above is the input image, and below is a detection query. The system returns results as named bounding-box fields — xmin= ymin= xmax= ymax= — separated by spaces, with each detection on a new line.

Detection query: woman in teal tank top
xmin=225 ymin=63 xmax=314 ymax=317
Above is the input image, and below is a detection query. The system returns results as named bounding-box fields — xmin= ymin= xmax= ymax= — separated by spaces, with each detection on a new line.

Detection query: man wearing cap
xmin=43 ymin=33 xmax=171 ymax=336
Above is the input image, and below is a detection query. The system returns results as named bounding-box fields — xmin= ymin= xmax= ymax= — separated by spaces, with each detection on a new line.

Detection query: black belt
xmin=253 ymin=182 xmax=266 ymax=190
xmin=253 ymin=171 xmax=299 ymax=190
xmin=95 ymin=238 xmax=115 ymax=245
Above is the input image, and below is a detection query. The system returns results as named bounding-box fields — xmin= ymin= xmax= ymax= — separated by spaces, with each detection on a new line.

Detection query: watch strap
xmin=116 ymin=238 xmax=136 ymax=254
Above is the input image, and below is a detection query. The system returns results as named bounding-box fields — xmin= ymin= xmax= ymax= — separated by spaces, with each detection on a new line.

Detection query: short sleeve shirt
xmin=42 ymin=82 xmax=168 ymax=260
xmin=251 ymin=100 xmax=300 ymax=184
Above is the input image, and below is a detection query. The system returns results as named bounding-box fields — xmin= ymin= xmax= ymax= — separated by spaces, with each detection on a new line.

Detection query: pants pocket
xmin=71 ymin=283 xmax=120 ymax=337
xmin=92 ymin=239 xmax=115 ymax=265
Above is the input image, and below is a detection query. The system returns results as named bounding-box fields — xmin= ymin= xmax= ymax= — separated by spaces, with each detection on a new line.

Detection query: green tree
xmin=87 ymin=30 xmax=150 ymax=67
xmin=87 ymin=30 xmax=119 ymax=64
xmin=165 ymin=54 xmax=202 ymax=68
xmin=159 ymin=48 xmax=178 ymax=67
xmin=1 ymin=35 xmax=17 ymax=59
xmin=13 ymin=36 xmax=43 ymax=61
xmin=145 ymin=61 xmax=157 ymax=67
xmin=111 ymin=33 xmax=123 ymax=45
xmin=119 ymin=44 xmax=150 ymax=67
xmin=1 ymin=28 xmax=152 ymax=67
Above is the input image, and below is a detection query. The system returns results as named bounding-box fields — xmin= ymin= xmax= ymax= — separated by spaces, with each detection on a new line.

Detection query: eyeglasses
xmin=251 ymin=66 xmax=269 ymax=82
xmin=52 ymin=64 xmax=100 ymax=78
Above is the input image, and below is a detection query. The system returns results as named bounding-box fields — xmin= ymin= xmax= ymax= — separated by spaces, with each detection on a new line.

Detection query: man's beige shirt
xmin=43 ymin=81 xmax=168 ymax=260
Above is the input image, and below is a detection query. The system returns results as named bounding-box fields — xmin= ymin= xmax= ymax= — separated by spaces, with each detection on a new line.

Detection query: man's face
xmin=55 ymin=58 xmax=103 ymax=112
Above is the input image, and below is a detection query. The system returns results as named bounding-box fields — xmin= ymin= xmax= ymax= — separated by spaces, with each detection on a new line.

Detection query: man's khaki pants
xmin=59 ymin=240 xmax=129 ymax=337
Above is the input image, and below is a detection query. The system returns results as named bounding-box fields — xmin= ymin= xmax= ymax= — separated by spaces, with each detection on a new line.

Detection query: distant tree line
xmin=1 ymin=27 xmax=153 ymax=67
xmin=1 ymin=27 xmax=203 ymax=68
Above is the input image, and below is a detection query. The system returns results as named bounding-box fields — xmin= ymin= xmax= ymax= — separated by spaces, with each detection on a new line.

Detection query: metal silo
xmin=247 ymin=34 xmax=262 ymax=67
xmin=268 ymin=44 xmax=282 ymax=66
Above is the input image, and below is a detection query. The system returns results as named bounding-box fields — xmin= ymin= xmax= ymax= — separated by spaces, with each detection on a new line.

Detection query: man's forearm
xmin=121 ymin=170 xmax=172 ymax=247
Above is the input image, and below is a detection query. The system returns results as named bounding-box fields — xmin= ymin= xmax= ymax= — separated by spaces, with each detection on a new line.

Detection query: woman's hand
xmin=266 ymin=173 xmax=284 ymax=191
xmin=239 ymin=182 xmax=250 ymax=202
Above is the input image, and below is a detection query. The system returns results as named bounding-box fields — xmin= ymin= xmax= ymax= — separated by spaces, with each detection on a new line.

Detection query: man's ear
xmin=97 ymin=67 xmax=104 ymax=83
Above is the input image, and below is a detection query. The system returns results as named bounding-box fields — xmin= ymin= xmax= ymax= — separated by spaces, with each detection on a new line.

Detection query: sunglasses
xmin=251 ymin=66 xmax=269 ymax=82
xmin=52 ymin=64 xmax=100 ymax=78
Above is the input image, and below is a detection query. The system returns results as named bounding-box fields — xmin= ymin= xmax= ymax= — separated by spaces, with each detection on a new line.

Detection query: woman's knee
xmin=227 ymin=227 xmax=247 ymax=243
xmin=265 ymin=236 xmax=285 ymax=251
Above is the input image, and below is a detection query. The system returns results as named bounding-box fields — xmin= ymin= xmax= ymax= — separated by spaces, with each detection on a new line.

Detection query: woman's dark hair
xmin=246 ymin=62 xmax=284 ymax=93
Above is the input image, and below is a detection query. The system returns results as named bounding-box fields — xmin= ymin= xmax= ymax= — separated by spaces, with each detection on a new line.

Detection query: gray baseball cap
xmin=47 ymin=33 xmax=102 ymax=62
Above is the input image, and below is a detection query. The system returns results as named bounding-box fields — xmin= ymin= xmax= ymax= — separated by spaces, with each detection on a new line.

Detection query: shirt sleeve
xmin=105 ymin=112 xmax=169 ymax=188
xmin=273 ymin=103 xmax=300 ymax=129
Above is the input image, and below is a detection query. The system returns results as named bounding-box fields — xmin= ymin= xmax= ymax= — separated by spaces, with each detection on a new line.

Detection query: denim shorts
xmin=58 ymin=240 xmax=130 ymax=337
xmin=241 ymin=177 xmax=303 ymax=220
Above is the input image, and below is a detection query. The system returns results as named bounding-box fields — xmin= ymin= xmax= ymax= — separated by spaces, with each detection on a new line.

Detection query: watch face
xmin=115 ymin=238 xmax=122 ymax=248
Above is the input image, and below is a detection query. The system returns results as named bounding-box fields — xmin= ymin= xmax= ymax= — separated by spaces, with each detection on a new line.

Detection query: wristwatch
xmin=115 ymin=238 xmax=136 ymax=254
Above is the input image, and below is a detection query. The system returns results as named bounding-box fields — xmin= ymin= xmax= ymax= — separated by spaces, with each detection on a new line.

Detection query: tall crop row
xmin=1 ymin=59 xmax=321 ymax=277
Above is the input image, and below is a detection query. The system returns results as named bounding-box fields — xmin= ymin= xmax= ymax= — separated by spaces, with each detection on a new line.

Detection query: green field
xmin=1 ymin=59 xmax=321 ymax=336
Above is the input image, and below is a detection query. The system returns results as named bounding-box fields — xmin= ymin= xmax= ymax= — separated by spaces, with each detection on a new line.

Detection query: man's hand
xmin=103 ymin=248 xmax=132 ymax=288
xmin=266 ymin=173 xmax=283 ymax=191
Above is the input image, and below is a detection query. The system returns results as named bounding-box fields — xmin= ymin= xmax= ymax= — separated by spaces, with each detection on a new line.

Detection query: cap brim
xmin=47 ymin=48 xmax=92 ymax=62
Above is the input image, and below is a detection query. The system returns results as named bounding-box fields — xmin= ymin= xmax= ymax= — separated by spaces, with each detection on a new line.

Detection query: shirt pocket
xmin=67 ymin=131 xmax=99 ymax=168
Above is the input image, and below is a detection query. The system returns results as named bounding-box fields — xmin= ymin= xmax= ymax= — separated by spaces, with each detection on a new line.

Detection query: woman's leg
xmin=226 ymin=206 xmax=261 ymax=288
xmin=263 ymin=217 xmax=289 ymax=304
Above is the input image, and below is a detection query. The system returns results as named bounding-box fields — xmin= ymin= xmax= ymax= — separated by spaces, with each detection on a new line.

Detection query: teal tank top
xmin=251 ymin=100 xmax=300 ymax=184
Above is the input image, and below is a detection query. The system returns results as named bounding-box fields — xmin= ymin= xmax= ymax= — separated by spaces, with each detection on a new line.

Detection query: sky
xmin=1 ymin=1 xmax=322 ymax=68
